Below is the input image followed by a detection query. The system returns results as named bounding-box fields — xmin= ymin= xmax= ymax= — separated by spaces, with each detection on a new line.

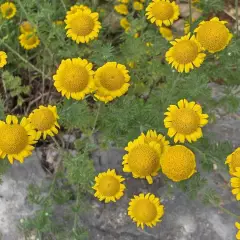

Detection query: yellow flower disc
xmin=65 ymin=9 xmax=101 ymax=44
xmin=93 ymin=169 xmax=125 ymax=203
xmin=94 ymin=62 xmax=130 ymax=103
xmin=120 ymin=17 xmax=130 ymax=32
xmin=128 ymin=193 xmax=164 ymax=229
xmin=160 ymin=145 xmax=197 ymax=182
xmin=114 ymin=4 xmax=129 ymax=15
xmin=0 ymin=51 xmax=7 ymax=68
xmin=235 ymin=222 xmax=240 ymax=239
xmin=195 ymin=17 xmax=233 ymax=53
xmin=225 ymin=148 xmax=240 ymax=175
xmin=19 ymin=33 xmax=40 ymax=50
xmin=145 ymin=0 xmax=179 ymax=27
xmin=159 ymin=27 xmax=173 ymax=41
xmin=123 ymin=138 xmax=161 ymax=184
xmin=0 ymin=2 xmax=17 ymax=19
xmin=28 ymin=105 xmax=60 ymax=140
xmin=20 ymin=21 xmax=35 ymax=34
xmin=53 ymin=58 xmax=95 ymax=100
xmin=164 ymin=99 xmax=208 ymax=143
xmin=0 ymin=115 xmax=37 ymax=164
xmin=230 ymin=167 xmax=240 ymax=201
xmin=166 ymin=34 xmax=206 ymax=73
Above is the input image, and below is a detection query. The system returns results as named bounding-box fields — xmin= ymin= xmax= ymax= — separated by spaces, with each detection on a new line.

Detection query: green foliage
xmin=0 ymin=96 xmax=5 ymax=120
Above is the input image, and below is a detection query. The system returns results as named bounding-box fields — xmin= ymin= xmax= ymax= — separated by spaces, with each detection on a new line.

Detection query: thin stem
xmin=189 ymin=0 xmax=192 ymax=32
xmin=236 ymin=0 xmax=239 ymax=37
xmin=60 ymin=0 xmax=67 ymax=11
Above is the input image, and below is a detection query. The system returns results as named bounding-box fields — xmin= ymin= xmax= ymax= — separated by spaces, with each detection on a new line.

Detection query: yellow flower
xmin=0 ymin=115 xmax=37 ymax=164
xmin=146 ymin=0 xmax=179 ymax=27
xmin=94 ymin=62 xmax=130 ymax=103
xmin=28 ymin=105 xmax=60 ymax=140
xmin=194 ymin=17 xmax=233 ymax=53
xmin=160 ymin=145 xmax=197 ymax=182
xmin=133 ymin=1 xmax=144 ymax=11
xmin=120 ymin=17 xmax=130 ymax=32
xmin=65 ymin=8 xmax=101 ymax=44
xmin=165 ymin=33 xmax=206 ymax=73
xmin=19 ymin=33 xmax=40 ymax=50
xmin=128 ymin=193 xmax=164 ymax=229
xmin=53 ymin=58 xmax=95 ymax=100
xmin=114 ymin=4 xmax=129 ymax=15
xmin=138 ymin=130 xmax=170 ymax=154
xmin=123 ymin=137 xmax=161 ymax=184
xmin=20 ymin=21 xmax=35 ymax=34
xmin=184 ymin=18 xmax=195 ymax=35
xmin=164 ymin=99 xmax=208 ymax=143
xmin=93 ymin=169 xmax=125 ymax=203
xmin=230 ymin=167 xmax=240 ymax=201
xmin=146 ymin=42 xmax=153 ymax=47
xmin=0 ymin=51 xmax=7 ymax=68
xmin=159 ymin=27 xmax=173 ymax=41
xmin=66 ymin=4 xmax=91 ymax=16
xmin=134 ymin=32 xmax=140 ymax=38
xmin=235 ymin=222 xmax=240 ymax=240
xmin=0 ymin=2 xmax=16 ymax=19
xmin=226 ymin=148 xmax=240 ymax=175
xmin=128 ymin=61 xmax=135 ymax=68
xmin=118 ymin=0 xmax=129 ymax=3
xmin=53 ymin=20 xmax=64 ymax=25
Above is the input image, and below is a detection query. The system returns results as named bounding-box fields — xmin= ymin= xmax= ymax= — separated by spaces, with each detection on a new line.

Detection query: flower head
xmin=28 ymin=105 xmax=60 ymax=140
xmin=94 ymin=62 xmax=130 ymax=103
xmin=93 ymin=169 xmax=125 ymax=203
xmin=128 ymin=193 xmax=164 ymax=229
xmin=165 ymin=33 xmax=206 ymax=73
xmin=164 ymin=99 xmax=208 ymax=143
xmin=235 ymin=222 xmax=240 ymax=239
xmin=0 ymin=51 xmax=7 ymax=68
xmin=194 ymin=17 xmax=233 ymax=53
xmin=0 ymin=2 xmax=17 ymax=19
xmin=53 ymin=58 xmax=95 ymax=100
xmin=65 ymin=8 xmax=101 ymax=44
xmin=19 ymin=33 xmax=40 ymax=50
xmin=146 ymin=0 xmax=179 ymax=27
xmin=226 ymin=148 xmax=240 ymax=175
xmin=114 ymin=4 xmax=129 ymax=15
xmin=160 ymin=145 xmax=197 ymax=182
xmin=118 ymin=0 xmax=129 ymax=3
xmin=159 ymin=27 xmax=173 ymax=41
xmin=120 ymin=17 xmax=130 ymax=32
xmin=20 ymin=21 xmax=35 ymax=34
xmin=66 ymin=4 xmax=91 ymax=16
xmin=133 ymin=1 xmax=144 ymax=11
xmin=0 ymin=115 xmax=37 ymax=164
xmin=123 ymin=137 xmax=161 ymax=184
xmin=230 ymin=167 xmax=240 ymax=201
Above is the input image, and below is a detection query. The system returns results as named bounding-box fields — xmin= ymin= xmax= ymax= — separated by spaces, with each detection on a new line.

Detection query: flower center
xmin=25 ymin=34 xmax=38 ymax=45
xmin=99 ymin=66 xmax=125 ymax=91
xmin=151 ymin=2 xmax=174 ymax=20
xmin=98 ymin=176 xmax=120 ymax=196
xmin=132 ymin=199 xmax=157 ymax=222
xmin=172 ymin=40 xmax=198 ymax=64
xmin=0 ymin=124 xmax=28 ymax=154
xmin=172 ymin=108 xmax=200 ymax=134
xmin=6 ymin=7 xmax=13 ymax=16
xmin=128 ymin=144 xmax=159 ymax=176
xmin=231 ymin=151 xmax=240 ymax=172
xmin=30 ymin=109 xmax=55 ymax=131
xmin=61 ymin=65 xmax=89 ymax=92
xmin=70 ymin=14 xmax=94 ymax=36
xmin=196 ymin=21 xmax=229 ymax=52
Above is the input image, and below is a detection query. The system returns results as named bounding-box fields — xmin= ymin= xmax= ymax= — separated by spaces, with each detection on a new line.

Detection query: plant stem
xmin=60 ymin=0 xmax=67 ymax=11
xmin=236 ymin=0 xmax=239 ymax=37
xmin=189 ymin=0 xmax=192 ymax=32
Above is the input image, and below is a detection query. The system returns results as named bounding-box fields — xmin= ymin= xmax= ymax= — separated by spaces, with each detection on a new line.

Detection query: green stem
xmin=60 ymin=0 xmax=67 ymax=11
xmin=189 ymin=0 xmax=192 ymax=32
xmin=236 ymin=0 xmax=239 ymax=37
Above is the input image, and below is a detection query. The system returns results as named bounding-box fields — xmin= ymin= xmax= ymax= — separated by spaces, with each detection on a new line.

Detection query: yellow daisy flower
xmin=0 ymin=115 xmax=37 ymax=164
xmin=94 ymin=62 xmax=130 ymax=103
xmin=0 ymin=51 xmax=7 ymax=68
xmin=235 ymin=222 xmax=240 ymax=240
xmin=66 ymin=4 xmax=91 ymax=16
xmin=138 ymin=130 xmax=170 ymax=154
xmin=159 ymin=27 xmax=173 ymax=41
xmin=19 ymin=33 xmax=40 ymax=50
xmin=53 ymin=58 xmax=95 ymax=100
xmin=165 ymin=33 xmax=206 ymax=73
xmin=230 ymin=167 xmax=240 ymax=201
xmin=146 ymin=42 xmax=153 ymax=47
xmin=164 ymin=99 xmax=208 ymax=143
xmin=194 ymin=17 xmax=233 ymax=53
xmin=133 ymin=1 xmax=144 ymax=11
xmin=145 ymin=0 xmax=179 ymax=27
xmin=20 ymin=21 xmax=35 ymax=34
xmin=92 ymin=169 xmax=125 ymax=203
xmin=128 ymin=193 xmax=164 ymax=229
xmin=123 ymin=137 xmax=161 ymax=184
xmin=28 ymin=105 xmax=60 ymax=140
xmin=118 ymin=0 xmax=129 ymax=3
xmin=0 ymin=2 xmax=17 ymax=19
xmin=114 ymin=4 xmax=129 ymax=15
xmin=160 ymin=145 xmax=197 ymax=182
xmin=226 ymin=148 xmax=240 ymax=175
xmin=65 ymin=8 xmax=101 ymax=44
xmin=128 ymin=61 xmax=135 ymax=68
xmin=120 ymin=17 xmax=130 ymax=32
